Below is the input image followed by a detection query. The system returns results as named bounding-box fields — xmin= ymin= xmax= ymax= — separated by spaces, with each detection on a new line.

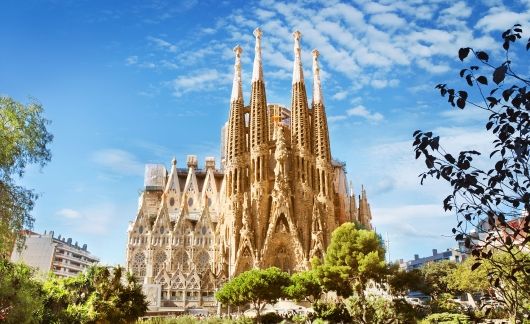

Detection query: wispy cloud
xmin=332 ymin=90 xmax=348 ymax=101
xmin=56 ymin=203 xmax=120 ymax=235
xmin=328 ymin=104 xmax=384 ymax=123
xmin=147 ymin=36 xmax=177 ymax=52
xmin=171 ymin=69 xmax=229 ymax=97
xmin=92 ymin=149 xmax=144 ymax=175
xmin=125 ymin=55 xmax=138 ymax=65
xmin=347 ymin=105 xmax=384 ymax=122
xmin=56 ymin=208 xmax=82 ymax=219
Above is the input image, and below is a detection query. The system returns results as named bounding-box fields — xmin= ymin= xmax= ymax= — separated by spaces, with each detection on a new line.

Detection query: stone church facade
xmin=126 ymin=29 xmax=373 ymax=310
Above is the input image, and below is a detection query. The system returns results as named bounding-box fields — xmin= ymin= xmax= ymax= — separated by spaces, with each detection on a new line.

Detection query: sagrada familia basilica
xmin=126 ymin=28 xmax=373 ymax=309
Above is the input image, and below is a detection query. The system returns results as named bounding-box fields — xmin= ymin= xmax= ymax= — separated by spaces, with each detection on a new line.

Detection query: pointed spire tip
xmin=293 ymin=30 xmax=301 ymax=40
xmin=292 ymin=30 xmax=304 ymax=84
xmin=312 ymin=48 xmax=323 ymax=104
xmin=234 ymin=44 xmax=243 ymax=55
xmin=231 ymin=44 xmax=243 ymax=101
xmin=252 ymin=27 xmax=264 ymax=82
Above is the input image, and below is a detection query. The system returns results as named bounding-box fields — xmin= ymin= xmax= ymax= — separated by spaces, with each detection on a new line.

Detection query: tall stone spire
xmin=231 ymin=45 xmax=243 ymax=102
xmin=252 ymin=28 xmax=263 ymax=82
xmin=358 ymin=185 xmax=372 ymax=229
xmin=312 ymin=49 xmax=323 ymax=106
xmin=290 ymin=31 xmax=311 ymax=156
xmin=249 ymin=27 xmax=270 ymax=254
xmin=249 ymin=27 xmax=269 ymax=151
xmin=226 ymin=45 xmax=247 ymax=165
xmin=312 ymin=49 xmax=331 ymax=163
xmin=292 ymin=31 xmax=304 ymax=84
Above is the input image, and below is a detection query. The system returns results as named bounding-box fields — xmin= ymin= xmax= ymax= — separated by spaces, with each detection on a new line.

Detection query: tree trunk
xmin=256 ymin=302 xmax=261 ymax=324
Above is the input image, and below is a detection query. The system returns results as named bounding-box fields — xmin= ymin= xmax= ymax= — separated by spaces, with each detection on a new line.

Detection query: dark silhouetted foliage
xmin=413 ymin=24 xmax=530 ymax=322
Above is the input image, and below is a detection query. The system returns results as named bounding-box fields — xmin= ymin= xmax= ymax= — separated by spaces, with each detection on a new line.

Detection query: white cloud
xmin=171 ymin=69 xmax=229 ymax=97
xmin=346 ymin=105 xmax=384 ymax=122
xmin=439 ymin=106 xmax=491 ymax=123
xmin=371 ymin=78 xmax=399 ymax=88
xmin=417 ymin=58 xmax=450 ymax=74
xmin=332 ymin=90 xmax=348 ymax=100
xmin=440 ymin=1 xmax=472 ymax=19
xmin=375 ymin=204 xmax=447 ymax=225
xmin=476 ymin=8 xmax=530 ymax=32
xmin=125 ymin=55 xmax=138 ymax=65
xmin=364 ymin=2 xmax=394 ymax=14
xmin=92 ymin=149 xmax=144 ymax=176
xmin=328 ymin=115 xmax=348 ymax=122
xmin=147 ymin=36 xmax=177 ymax=52
xmin=57 ymin=208 xmax=82 ymax=219
xmin=58 ymin=203 xmax=119 ymax=235
xmin=370 ymin=13 xmax=406 ymax=28
xmin=201 ymin=27 xmax=216 ymax=34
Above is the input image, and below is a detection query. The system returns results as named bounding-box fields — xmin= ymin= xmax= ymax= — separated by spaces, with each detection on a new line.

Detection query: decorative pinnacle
xmin=231 ymin=44 xmax=243 ymax=102
xmin=252 ymin=27 xmax=263 ymax=82
xmin=293 ymin=30 xmax=301 ymax=41
xmin=253 ymin=27 xmax=262 ymax=39
xmin=312 ymin=49 xmax=323 ymax=105
xmin=172 ymin=157 xmax=177 ymax=166
xmin=234 ymin=44 xmax=243 ymax=56
xmin=292 ymin=30 xmax=304 ymax=84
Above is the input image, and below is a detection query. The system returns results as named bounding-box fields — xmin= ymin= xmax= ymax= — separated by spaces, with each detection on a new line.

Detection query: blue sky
xmin=1 ymin=0 xmax=529 ymax=265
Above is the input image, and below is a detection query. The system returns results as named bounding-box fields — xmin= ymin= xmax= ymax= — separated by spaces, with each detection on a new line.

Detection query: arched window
xmin=132 ymin=252 xmax=146 ymax=277
xmin=196 ymin=251 xmax=210 ymax=273
xmin=172 ymin=250 xmax=189 ymax=272
xmin=152 ymin=251 xmax=167 ymax=276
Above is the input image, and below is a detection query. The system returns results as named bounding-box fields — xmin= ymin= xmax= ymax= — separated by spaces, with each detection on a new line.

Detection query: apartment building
xmin=10 ymin=230 xmax=99 ymax=277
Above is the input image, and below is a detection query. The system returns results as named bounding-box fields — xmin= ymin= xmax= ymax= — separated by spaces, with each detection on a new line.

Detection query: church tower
xmin=248 ymin=28 xmax=270 ymax=256
xmin=289 ymin=31 xmax=315 ymax=255
xmin=217 ymin=44 xmax=252 ymax=277
xmin=311 ymin=49 xmax=336 ymax=249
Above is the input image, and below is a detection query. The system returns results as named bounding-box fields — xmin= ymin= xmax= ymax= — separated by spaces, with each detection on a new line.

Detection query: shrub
xmin=421 ymin=312 xmax=470 ymax=324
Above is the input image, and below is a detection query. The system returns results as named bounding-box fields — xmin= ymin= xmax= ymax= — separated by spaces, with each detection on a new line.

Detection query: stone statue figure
xmin=274 ymin=125 xmax=288 ymax=180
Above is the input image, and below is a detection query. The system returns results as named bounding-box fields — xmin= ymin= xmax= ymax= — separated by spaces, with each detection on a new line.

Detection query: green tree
xmin=311 ymin=257 xmax=352 ymax=297
xmin=420 ymin=260 xmax=458 ymax=300
xmin=215 ymin=267 xmax=290 ymax=323
xmin=447 ymin=257 xmax=490 ymax=295
xmin=387 ymin=264 xmax=426 ymax=297
xmin=345 ymin=293 xmax=404 ymax=324
xmin=315 ymin=223 xmax=388 ymax=323
xmin=0 ymin=96 xmax=53 ymax=256
xmin=0 ymin=259 xmax=44 ymax=323
xmin=323 ymin=222 xmax=386 ymax=294
xmin=42 ymin=265 xmax=148 ymax=323
xmin=285 ymin=269 xmax=322 ymax=303
xmin=482 ymin=252 xmax=530 ymax=322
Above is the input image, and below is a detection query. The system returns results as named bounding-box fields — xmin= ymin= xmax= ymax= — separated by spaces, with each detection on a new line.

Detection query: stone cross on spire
xmin=252 ymin=28 xmax=263 ymax=82
xmin=231 ymin=45 xmax=243 ymax=102
xmin=312 ymin=49 xmax=324 ymax=105
xmin=292 ymin=31 xmax=304 ymax=84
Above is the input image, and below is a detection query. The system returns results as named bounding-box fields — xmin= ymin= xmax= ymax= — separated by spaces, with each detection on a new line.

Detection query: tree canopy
xmin=215 ymin=267 xmax=291 ymax=322
xmin=0 ymin=259 xmax=44 ymax=323
xmin=0 ymin=96 xmax=53 ymax=256
xmin=420 ymin=260 xmax=458 ymax=300
xmin=42 ymin=265 xmax=148 ymax=323
xmin=285 ymin=269 xmax=322 ymax=303
xmin=323 ymin=222 xmax=386 ymax=293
